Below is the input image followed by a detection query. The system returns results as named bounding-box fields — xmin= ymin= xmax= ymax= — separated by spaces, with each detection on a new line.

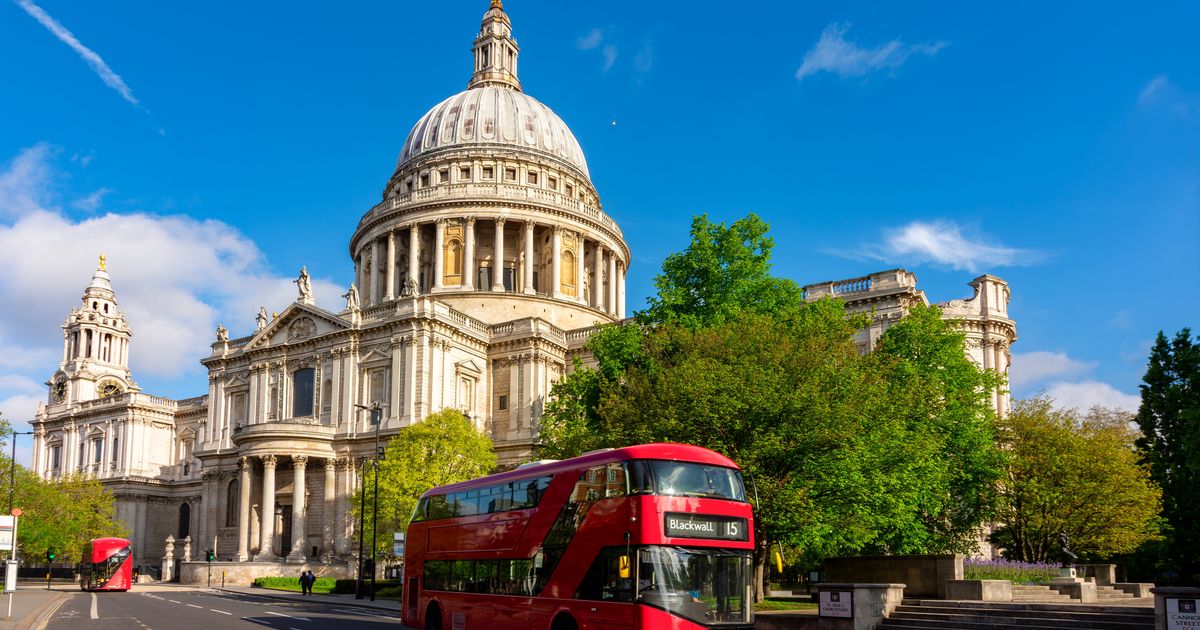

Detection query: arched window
xmin=226 ymin=479 xmax=239 ymax=527
xmin=562 ymin=250 xmax=577 ymax=296
xmin=293 ymin=368 xmax=315 ymax=417
xmin=178 ymin=503 xmax=191 ymax=539
xmin=445 ymin=238 xmax=463 ymax=284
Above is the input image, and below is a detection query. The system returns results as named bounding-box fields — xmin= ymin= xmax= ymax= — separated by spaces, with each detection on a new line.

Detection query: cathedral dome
xmin=397 ymin=87 xmax=590 ymax=179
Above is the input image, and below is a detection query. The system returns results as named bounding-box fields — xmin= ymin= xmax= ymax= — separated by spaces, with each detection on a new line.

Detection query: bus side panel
xmin=427 ymin=513 xmax=529 ymax=552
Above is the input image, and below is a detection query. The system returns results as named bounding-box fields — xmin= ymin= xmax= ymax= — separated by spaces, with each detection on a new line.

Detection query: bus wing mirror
xmin=618 ymin=555 xmax=631 ymax=579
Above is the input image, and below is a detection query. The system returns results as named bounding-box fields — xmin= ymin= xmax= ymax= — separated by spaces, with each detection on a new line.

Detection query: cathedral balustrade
xmin=231 ymin=419 xmax=336 ymax=444
xmin=360 ymin=182 xmax=622 ymax=238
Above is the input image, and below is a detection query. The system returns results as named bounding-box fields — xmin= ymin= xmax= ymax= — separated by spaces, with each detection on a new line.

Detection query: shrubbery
xmin=963 ymin=558 xmax=1059 ymax=584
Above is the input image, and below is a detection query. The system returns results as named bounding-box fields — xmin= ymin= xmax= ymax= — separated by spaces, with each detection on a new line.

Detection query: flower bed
xmin=963 ymin=558 xmax=1059 ymax=584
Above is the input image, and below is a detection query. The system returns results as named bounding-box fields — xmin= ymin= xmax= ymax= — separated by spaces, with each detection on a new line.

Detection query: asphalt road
xmin=38 ymin=588 xmax=401 ymax=630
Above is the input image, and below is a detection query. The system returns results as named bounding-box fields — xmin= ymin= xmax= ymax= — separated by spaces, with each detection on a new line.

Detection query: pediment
xmin=455 ymin=359 xmax=483 ymax=377
xmin=246 ymin=303 xmax=350 ymax=350
xmin=224 ymin=373 xmax=251 ymax=390
xmin=358 ymin=346 xmax=392 ymax=366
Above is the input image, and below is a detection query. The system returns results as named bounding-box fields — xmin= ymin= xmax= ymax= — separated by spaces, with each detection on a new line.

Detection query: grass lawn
xmin=755 ymin=598 xmax=818 ymax=612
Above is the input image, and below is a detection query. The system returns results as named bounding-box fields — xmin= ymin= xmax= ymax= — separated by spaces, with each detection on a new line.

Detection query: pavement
xmin=0 ymin=581 xmax=400 ymax=630
xmin=213 ymin=585 xmax=402 ymax=613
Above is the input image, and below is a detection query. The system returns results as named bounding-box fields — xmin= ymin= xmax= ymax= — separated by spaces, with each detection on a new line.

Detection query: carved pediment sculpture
xmin=288 ymin=317 xmax=317 ymax=341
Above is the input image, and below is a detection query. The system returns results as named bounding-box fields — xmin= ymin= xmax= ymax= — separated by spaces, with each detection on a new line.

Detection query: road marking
xmin=90 ymin=593 xmax=98 ymax=619
xmin=266 ymin=610 xmax=311 ymax=621
xmin=187 ymin=604 xmax=203 ymax=608
xmin=333 ymin=608 xmax=395 ymax=619
xmin=168 ymin=599 xmax=181 ymax=604
xmin=36 ymin=596 xmax=71 ymax=630
xmin=243 ymin=620 xmax=272 ymax=628
xmin=210 ymin=609 xmax=232 ymax=615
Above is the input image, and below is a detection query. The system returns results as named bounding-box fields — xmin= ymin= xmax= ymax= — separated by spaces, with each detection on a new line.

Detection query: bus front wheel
xmin=550 ymin=613 xmax=578 ymax=630
xmin=425 ymin=603 xmax=442 ymax=630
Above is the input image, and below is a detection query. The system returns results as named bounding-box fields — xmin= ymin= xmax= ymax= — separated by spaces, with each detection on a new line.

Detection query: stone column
xmin=523 ymin=221 xmax=536 ymax=294
xmin=334 ymin=458 xmax=350 ymax=555
xmin=370 ymin=238 xmax=382 ymax=305
xmin=323 ymin=458 xmax=336 ymax=557
xmin=607 ymin=253 xmax=617 ymax=316
xmin=356 ymin=250 xmax=366 ymax=300
xmin=237 ymin=456 xmax=252 ymax=561
xmin=551 ymin=227 xmax=562 ymax=298
xmin=463 ymin=217 xmax=476 ymax=291
xmin=434 ymin=219 xmax=446 ymax=290
xmin=576 ymin=234 xmax=586 ymax=303
xmin=256 ymin=455 xmax=277 ymax=560
xmin=994 ymin=343 xmax=1007 ymax=416
xmin=618 ymin=262 xmax=626 ymax=318
xmin=593 ymin=246 xmax=604 ymax=309
xmin=288 ymin=455 xmax=307 ymax=561
xmin=385 ymin=230 xmax=396 ymax=300
xmin=408 ymin=224 xmax=420 ymax=292
xmin=492 ymin=217 xmax=506 ymax=292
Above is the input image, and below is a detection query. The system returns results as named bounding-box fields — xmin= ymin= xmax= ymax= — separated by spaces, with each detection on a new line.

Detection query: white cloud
xmin=1139 ymin=75 xmax=1170 ymax=105
xmin=852 ymin=220 xmax=1046 ymax=272
xmin=577 ymin=28 xmax=603 ymax=50
xmin=71 ymin=187 xmax=112 ymax=212
xmin=0 ymin=143 xmax=56 ymax=219
xmin=14 ymin=0 xmax=141 ymax=107
xmin=602 ymin=45 xmax=618 ymax=72
xmin=0 ymin=144 xmax=343 ymax=402
xmin=1009 ymin=351 xmax=1095 ymax=391
xmin=634 ymin=41 xmax=654 ymax=73
xmin=796 ymin=23 xmax=945 ymax=83
xmin=1044 ymin=381 xmax=1142 ymax=414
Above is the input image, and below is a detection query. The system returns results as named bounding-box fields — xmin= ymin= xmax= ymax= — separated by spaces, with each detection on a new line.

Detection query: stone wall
xmin=177 ymin=560 xmax=356 ymax=586
xmin=823 ymin=555 xmax=963 ymax=599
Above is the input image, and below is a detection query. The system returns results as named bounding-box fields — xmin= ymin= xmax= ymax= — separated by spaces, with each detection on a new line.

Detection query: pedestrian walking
xmin=298 ymin=570 xmax=310 ymax=595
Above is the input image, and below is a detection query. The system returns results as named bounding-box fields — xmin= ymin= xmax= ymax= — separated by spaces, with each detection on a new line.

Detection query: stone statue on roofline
xmin=343 ymin=283 xmax=360 ymax=311
xmin=294 ymin=266 xmax=314 ymax=305
xmin=256 ymin=306 xmax=268 ymax=331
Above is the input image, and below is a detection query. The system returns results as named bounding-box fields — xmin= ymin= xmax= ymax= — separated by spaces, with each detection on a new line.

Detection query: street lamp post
xmin=8 ymin=428 xmax=35 ymax=514
xmin=352 ymin=402 xmax=384 ymax=601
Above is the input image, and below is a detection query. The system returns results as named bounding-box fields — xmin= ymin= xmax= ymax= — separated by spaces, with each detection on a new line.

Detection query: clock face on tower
xmin=52 ymin=378 xmax=67 ymax=403
xmin=98 ymin=380 xmax=123 ymax=399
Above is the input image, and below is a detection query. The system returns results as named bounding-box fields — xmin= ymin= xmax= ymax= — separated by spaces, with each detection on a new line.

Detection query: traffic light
xmin=206 ymin=550 xmax=215 ymax=562
xmin=46 ymin=548 xmax=55 ymax=562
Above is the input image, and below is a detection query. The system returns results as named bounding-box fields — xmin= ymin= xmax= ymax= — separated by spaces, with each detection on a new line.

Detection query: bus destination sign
xmin=664 ymin=513 xmax=748 ymax=541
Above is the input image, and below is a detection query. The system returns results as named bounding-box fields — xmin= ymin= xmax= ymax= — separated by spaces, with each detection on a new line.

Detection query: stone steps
xmin=1010 ymin=584 xmax=1073 ymax=602
xmin=879 ymin=601 xmax=1154 ymax=630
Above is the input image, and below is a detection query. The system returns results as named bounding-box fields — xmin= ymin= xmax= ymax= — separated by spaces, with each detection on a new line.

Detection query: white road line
xmin=266 ymin=610 xmax=311 ymax=621
xmin=33 ymin=595 xmax=69 ymax=630
xmin=90 ymin=593 xmax=98 ymax=619
xmin=210 ymin=609 xmax=232 ymax=615
xmin=168 ymin=600 xmax=181 ymax=604
xmin=187 ymin=604 xmax=203 ymax=608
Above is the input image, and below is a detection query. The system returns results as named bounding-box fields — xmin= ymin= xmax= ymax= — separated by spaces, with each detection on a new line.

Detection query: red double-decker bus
xmin=79 ymin=537 xmax=133 ymax=591
xmin=402 ymin=443 xmax=754 ymax=630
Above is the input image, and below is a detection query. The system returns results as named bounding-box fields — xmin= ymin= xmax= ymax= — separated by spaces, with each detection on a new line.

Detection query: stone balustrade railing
xmin=359 ymin=182 xmax=623 ymax=237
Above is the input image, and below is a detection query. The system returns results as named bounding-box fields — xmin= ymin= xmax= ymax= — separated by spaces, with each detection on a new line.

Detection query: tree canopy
xmin=0 ymin=425 xmax=126 ymax=563
xmin=642 ymin=213 xmax=804 ymax=327
xmin=540 ymin=213 xmax=1005 ymax=596
xmin=992 ymin=397 xmax=1161 ymax=563
xmin=357 ymin=409 xmax=496 ymax=557
xmin=1135 ymin=329 xmax=1199 ymax=583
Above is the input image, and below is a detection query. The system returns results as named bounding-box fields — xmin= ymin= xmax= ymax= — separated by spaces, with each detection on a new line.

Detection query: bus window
xmin=576 ymin=547 xmax=635 ymax=602
xmin=648 ymin=461 xmax=746 ymax=502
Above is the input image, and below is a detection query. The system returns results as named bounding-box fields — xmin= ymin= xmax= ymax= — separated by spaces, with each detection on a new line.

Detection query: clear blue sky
xmin=1 ymin=1 xmax=1197 ymax=450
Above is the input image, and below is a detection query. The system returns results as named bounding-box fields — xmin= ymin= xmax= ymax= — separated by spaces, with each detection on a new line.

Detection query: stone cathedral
xmin=30 ymin=2 xmax=1015 ymax=583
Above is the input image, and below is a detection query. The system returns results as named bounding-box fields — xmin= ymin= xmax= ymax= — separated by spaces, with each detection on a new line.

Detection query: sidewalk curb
xmin=213 ymin=587 xmax=400 ymax=614
xmin=14 ymin=591 xmax=68 ymax=630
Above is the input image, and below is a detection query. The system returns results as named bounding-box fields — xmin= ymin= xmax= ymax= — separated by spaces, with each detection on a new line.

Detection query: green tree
xmin=1135 ymin=329 xmax=1200 ymax=583
xmin=356 ymin=409 xmax=496 ymax=557
xmin=873 ymin=304 xmax=1006 ymax=552
xmin=992 ymin=397 xmax=1162 ymax=562
xmin=642 ymin=213 xmax=804 ymax=328
xmin=8 ymin=467 xmax=126 ymax=563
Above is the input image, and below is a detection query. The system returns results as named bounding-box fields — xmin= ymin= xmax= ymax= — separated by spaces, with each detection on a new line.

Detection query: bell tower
xmin=48 ymin=256 xmax=138 ymax=406
xmin=468 ymin=0 xmax=521 ymax=91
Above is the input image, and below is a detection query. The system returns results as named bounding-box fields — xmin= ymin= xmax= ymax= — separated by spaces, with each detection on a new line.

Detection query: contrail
xmin=14 ymin=0 xmax=140 ymax=107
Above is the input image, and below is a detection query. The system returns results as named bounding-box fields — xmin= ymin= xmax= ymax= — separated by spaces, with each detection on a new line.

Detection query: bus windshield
xmin=637 ymin=547 xmax=753 ymax=625
xmin=637 ymin=460 xmax=747 ymax=502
